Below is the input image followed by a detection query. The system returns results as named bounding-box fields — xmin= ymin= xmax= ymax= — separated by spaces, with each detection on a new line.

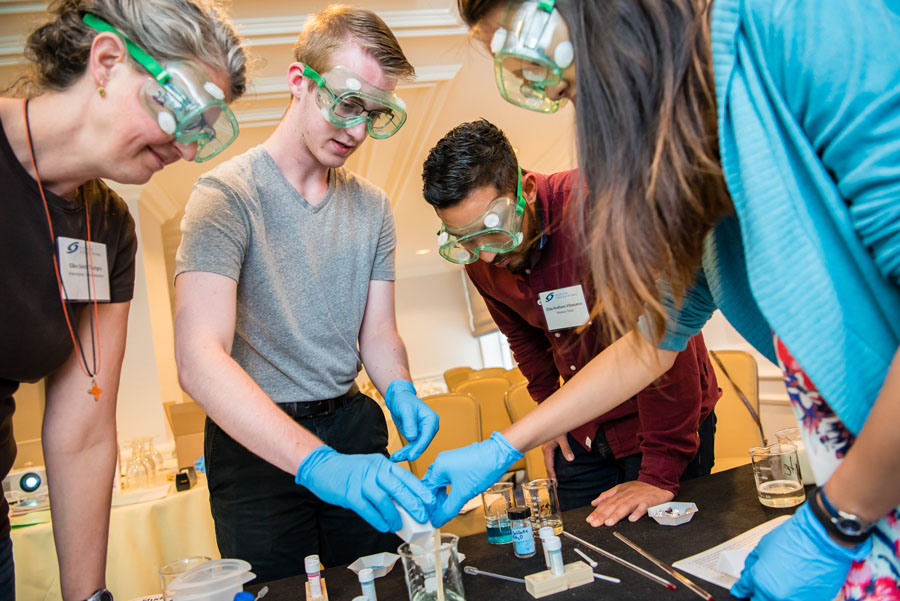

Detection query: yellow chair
xmin=407 ymin=393 xmax=482 ymax=479
xmin=504 ymin=367 xmax=527 ymax=386
xmin=444 ymin=366 xmax=475 ymax=392
xmin=408 ymin=393 xmax=491 ymax=537
xmin=505 ymin=381 xmax=549 ymax=481
xmin=709 ymin=350 xmax=764 ymax=473
xmin=469 ymin=367 xmax=508 ymax=380
xmin=455 ymin=376 xmax=527 ymax=474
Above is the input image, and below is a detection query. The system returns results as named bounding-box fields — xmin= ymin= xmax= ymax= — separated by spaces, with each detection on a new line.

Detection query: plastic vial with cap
xmin=306 ymin=554 xmax=323 ymax=598
xmin=546 ymin=535 xmax=564 ymax=576
xmin=509 ymin=506 xmax=536 ymax=558
xmin=359 ymin=567 xmax=377 ymax=601
xmin=538 ymin=526 xmax=555 ymax=568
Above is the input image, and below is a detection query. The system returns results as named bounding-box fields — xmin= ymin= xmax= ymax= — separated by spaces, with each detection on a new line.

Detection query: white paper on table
xmin=671 ymin=515 xmax=790 ymax=590
xmin=458 ymin=496 xmax=482 ymax=514
xmin=111 ymin=483 xmax=171 ymax=507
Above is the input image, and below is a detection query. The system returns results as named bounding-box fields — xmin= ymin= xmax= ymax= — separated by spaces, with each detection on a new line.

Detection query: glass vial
xmin=509 ymin=506 xmax=536 ymax=558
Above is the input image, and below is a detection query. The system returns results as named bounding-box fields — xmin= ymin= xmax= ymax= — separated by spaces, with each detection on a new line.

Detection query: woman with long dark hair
xmin=422 ymin=1 xmax=900 ymax=600
xmin=0 ymin=1 xmax=246 ymax=598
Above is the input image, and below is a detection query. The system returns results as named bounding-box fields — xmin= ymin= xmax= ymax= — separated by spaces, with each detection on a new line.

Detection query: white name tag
xmin=57 ymin=237 xmax=110 ymax=301
xmin=538 ymin=284 xmax=589 ymax=331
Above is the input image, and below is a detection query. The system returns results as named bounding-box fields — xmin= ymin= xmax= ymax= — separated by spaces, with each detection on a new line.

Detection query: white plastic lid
xmin=166 ymin=559 xmax=253 ymax=600
xmin=538 ymin=526 xmax=555 ymax=540
xmin=546 ymin=536 xmax=561 ymax=552
xmin=359 ymin=567 xmax=375 ymax=583
xmin=305 ymin=555 xmax=321 ymax=574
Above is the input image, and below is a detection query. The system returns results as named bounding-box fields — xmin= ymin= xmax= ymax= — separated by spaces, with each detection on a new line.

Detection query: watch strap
xmin=85 ymin=588 xmax=113 ymax=601
xmin=809 ymin=486 xmax=874 ymax=545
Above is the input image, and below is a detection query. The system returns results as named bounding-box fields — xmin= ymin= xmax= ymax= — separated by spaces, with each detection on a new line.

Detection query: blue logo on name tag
xmin=545 ymin=292 xmax=554 ymax=302
xmin=67 ymin=241 xmax=80 ymax=254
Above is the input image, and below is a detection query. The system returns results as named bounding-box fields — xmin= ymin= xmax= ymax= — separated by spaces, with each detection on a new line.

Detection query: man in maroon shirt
xmin=421 ymin=120 xmax=721 ymax=526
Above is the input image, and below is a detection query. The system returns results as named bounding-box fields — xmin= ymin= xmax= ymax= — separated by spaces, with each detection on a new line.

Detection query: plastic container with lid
xmin=166 ymin=559 xmax=255 ymax=601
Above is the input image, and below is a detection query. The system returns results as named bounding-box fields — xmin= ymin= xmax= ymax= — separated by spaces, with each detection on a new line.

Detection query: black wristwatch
xmin=84 ymin=589 xmax=113 ymax=601
xmin=808 ymin=485 xmax=876 ymax=545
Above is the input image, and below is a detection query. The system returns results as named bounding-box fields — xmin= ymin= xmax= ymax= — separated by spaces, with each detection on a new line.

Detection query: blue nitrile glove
xmin=421 ymin=431 xmax=524 ymax=527
xmin=385 ymin=379 xmax=439 ymax=462
xmin=731 ymin=501 xmax=872 ymax=601
xmin=296 ymin=445 xmax=435 ymax=532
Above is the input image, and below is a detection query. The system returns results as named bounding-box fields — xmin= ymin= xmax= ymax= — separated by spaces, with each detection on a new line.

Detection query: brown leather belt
xmin=279 ymin=383 xmax=361 ymax=419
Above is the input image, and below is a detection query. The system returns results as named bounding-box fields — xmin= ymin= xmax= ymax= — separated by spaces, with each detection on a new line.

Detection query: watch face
xmin=88 ymin=589 xmax=113 ymax=601
xmin=836 ymin=517 xmax=865 ymax=536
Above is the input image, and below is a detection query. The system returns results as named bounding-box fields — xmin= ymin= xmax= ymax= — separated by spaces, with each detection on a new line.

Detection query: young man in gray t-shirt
xmin=174 ymin=6 xmax=438 ymax=581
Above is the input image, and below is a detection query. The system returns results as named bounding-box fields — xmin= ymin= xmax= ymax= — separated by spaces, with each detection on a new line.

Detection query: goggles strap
xmin=515 ymin=164 xmax=526 ymax=215
xmin=302 ymin=65 xmax=328 ymax=89
xmin=82 ymin=14 xmax=169 ymax=84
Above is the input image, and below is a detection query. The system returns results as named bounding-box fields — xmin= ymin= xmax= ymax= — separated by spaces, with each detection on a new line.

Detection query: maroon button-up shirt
xmin=465 ymin=170 xmax=720 ymax=494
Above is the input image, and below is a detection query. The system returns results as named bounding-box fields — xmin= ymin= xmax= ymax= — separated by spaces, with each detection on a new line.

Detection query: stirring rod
xmin=464 ymin=566 xmax=526 ymax=584
xmin=593 ymin=573 xmax=622 ymax=583
xmin=613 ymin=532 xmax=717 ymax=601
xmin=561 ymin=531 xmax=676 ymax=590
xmin=573 ymin=547 xmax=598 ymax=567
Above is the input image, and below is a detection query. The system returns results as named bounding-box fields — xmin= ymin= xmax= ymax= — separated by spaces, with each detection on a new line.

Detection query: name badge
xmin=538 ymin=284 xmax=589 ymax=331
xmin=57 ymin=237 xmax=110 ymax=302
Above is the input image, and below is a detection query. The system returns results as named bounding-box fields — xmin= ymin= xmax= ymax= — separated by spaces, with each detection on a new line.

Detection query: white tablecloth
xmin=12 ymin=479 xmax=219 ymax=601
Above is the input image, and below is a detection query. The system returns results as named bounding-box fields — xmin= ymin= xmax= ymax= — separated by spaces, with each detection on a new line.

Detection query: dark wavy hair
xmin=458 ymin=0 xmax=732 ymax=343
xmin=422 ymin=119 xmax=518 ymax=208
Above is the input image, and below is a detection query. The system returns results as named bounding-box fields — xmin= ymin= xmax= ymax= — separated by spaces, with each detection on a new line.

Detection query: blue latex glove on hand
xmin=296 ymin=445 xmax=435 ymax=532
xmin=421 ymin=431 xmax=524 ymax=527
xmin=731 ymin=501 xmax=872 ymax=601
xmin=385 ymin=379 xmax=439 ymax=462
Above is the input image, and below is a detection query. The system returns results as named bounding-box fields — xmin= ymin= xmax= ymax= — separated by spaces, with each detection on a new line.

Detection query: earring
xmin=98 ymin=86 xmax=106 ymax=97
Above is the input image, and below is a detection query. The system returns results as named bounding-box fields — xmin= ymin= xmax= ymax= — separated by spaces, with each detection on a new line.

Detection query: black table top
xmin=249 ymin=465 xmax=801 ymax=601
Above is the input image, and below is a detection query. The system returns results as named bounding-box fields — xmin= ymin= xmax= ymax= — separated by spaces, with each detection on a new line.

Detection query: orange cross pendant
xmin=89 ymin=379 xmax=103 ymax=402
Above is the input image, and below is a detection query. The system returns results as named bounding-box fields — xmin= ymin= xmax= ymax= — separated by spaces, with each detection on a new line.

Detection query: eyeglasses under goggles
xmin=303 ymin=65 xmax=407 ymax=139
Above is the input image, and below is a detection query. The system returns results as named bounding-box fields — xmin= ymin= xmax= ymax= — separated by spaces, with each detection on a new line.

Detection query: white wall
xmin=116 ymin=191 xmax=176 ymax=449
xmin=394 ymin=270 xmax=484 ymax=379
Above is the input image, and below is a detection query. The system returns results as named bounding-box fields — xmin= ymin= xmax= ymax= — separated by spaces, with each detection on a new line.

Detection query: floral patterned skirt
xmin=774 ymin=335 xmax=900 ymax=600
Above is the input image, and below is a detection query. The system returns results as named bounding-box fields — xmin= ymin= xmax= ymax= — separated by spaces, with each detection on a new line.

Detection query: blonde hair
xmin=293 ymin=4 xmax=414 ymax=80
xmin=21 ymin=0 xmax=247 ymax=99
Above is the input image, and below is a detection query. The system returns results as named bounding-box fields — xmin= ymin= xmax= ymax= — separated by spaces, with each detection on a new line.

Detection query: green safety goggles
xmin=82 ymin=13 xmax=239 ymax=162
xmin=303 ymin=65 xmax=407 ymax=139
xmin=436 ymin=166 xmax=527 ymax=264
xmin=489 ymin=0 xmax=573 ymax=113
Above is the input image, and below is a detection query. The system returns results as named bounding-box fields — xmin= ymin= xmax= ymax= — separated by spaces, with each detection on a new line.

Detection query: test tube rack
xmin=525 ymin=561 xmax=593 ymax=599
xmin=305 ymin=576 xmax=329 ymax=601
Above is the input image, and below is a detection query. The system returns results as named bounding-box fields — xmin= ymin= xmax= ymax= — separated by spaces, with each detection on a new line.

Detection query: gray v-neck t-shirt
xmin=176 ymin=145 xmax=396 ymax=402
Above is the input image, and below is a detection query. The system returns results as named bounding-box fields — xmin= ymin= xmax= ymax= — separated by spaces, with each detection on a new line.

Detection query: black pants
xmin=553 ymin=412 xmax=717 ymax=512
xmin=205 ymin=392 xmax=401 ymax=583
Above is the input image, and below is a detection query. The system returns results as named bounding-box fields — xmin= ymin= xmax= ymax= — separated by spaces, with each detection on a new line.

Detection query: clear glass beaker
xmin=398 ymin=534 xmax=466 ymax=601
xmin=522 ymin=478 xmax=563 ymax=534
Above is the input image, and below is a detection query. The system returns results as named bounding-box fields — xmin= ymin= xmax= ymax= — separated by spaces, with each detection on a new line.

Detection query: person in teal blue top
xmin=420 ymin=1 xmax=900 ymax=600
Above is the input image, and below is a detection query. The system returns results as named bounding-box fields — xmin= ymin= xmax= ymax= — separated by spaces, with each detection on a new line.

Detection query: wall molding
xmin=1 ymin=6 xmax=465 ymax=65
xmin=237 ymin=8 xmax=466 ymax=47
